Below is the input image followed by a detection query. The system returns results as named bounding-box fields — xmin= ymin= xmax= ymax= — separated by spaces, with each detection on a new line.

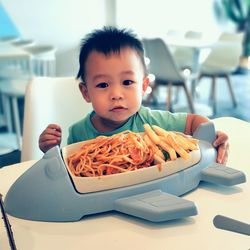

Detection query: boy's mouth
xmin=110 ymin=106 xmax=128 ymax=112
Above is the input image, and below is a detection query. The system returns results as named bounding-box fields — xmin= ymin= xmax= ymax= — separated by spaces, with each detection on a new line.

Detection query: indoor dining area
xmin=1 ymin=1 xmax=250 ymax=249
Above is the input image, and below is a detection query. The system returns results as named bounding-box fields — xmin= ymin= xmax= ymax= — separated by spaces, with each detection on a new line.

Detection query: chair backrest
xmin=21 ymin=76 xmax=93 ymax=161
xmin=142 ymin=38 xmax=184 ymax=83
xmin=201 ymin=32 xmax=244 ymax=73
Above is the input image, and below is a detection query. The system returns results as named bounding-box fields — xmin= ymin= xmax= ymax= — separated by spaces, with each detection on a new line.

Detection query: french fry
xmin=186 ymin=137 xmax=199 ymax=145
xmin=165 ymin=134 xmax=190 ymax=160
xmin=143 ymin=124 xmax=161 ymax=145
xmin=159 ymin=141 xmax=177 ymax=160
xmin=143 ymin=123 xmax=199 ymax=162
xmin=154 ymin=154 xmax=166 ymax=164
xmin=155 ymin=149 xmax=165 ymax=160
xmin=171 ymin=133 xmax=190 ymax=151
xmin=175 ymin=133 xmax=198 ymax=151
xmin=143 ymin=134 xmax=165 ymax=160
xmin=152 ymin=125 xmax=170 ymax=138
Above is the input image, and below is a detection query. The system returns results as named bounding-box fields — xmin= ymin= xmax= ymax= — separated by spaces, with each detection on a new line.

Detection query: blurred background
xmin=1 ymin=0 xmax=250 ymax=166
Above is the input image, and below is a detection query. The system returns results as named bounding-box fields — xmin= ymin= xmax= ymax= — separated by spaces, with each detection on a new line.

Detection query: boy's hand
xmin=213 ymin=131 xmax=229 ymax=164
xmin=39 ymin=124 xmax=62 ymax=153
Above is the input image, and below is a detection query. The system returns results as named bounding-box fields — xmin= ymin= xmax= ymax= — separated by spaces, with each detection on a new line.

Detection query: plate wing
xmin=114 ymin=190 xmax=197 ymax=222
xmin=201 ymin=163 xmax=246 ymax=186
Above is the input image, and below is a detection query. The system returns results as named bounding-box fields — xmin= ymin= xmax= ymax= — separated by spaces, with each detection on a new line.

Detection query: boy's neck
xmin=91 ymin=115 xmax=129 ymax=133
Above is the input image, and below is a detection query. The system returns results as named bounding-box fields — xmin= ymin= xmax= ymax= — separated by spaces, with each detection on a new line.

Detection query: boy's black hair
xmin=76 ymin=26 xmax=147 ymax=83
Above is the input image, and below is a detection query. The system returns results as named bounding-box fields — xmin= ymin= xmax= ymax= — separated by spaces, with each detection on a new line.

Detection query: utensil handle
xmin=213 ymin=215 xmax=250 ymax=236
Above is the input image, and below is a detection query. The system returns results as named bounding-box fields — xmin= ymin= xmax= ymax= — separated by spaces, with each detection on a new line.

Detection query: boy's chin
xmin=101 ymin=116 xmax=130 ymax=126
xmin=106 ymin=118 xmax=129 ymax=125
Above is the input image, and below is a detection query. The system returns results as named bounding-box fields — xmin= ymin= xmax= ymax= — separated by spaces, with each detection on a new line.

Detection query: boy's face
xmin=79 ymin=47 xmax=149 ymax=131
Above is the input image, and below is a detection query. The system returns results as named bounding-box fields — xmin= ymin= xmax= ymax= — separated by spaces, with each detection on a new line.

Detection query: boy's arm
xmin=184 ymin=114 xmax=229 ymax=164
xmin=39 ymin=124 xmax=61 ymax=153
xmin=184 ymin=114 xmax=209 ymax=135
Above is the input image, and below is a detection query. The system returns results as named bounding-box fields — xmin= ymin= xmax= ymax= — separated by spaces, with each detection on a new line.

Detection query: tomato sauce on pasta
xmin=67 ymin=131 xmax=155 ymax=177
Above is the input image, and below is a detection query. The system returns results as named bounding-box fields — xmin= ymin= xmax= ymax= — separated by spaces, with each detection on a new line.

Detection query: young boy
xmin=39 ymin=26 xmax=229 ymax=164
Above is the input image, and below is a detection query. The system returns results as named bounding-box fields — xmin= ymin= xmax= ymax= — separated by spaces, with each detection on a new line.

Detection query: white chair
xmin=24 ymin=44 xmax=57 ymax=76
xmin=172 ymin=30 xmax=203 ymax=72
xmin=0 ymin=41 xmax=33 ymax=153
xmin=218 ymin=32 xmax=244 ymax=43
xmin=197 ymin=32 xmax=244 ymax=114
xmin=0 ymin=77 xmax=30 ymax=150
xmin=0 ymin=65 xmax=31 ymax=150
xmin=11 ymin=39 xmax=35 ymax=48
xmin=142 ymin=38 xmax=195 ymax=113
xmin=21 ymin=76 xmax=93 ymax=161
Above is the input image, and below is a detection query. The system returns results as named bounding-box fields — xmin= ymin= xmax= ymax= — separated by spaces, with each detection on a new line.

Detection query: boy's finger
xmin=213 ymin=133 xmax=228 ymax=147
xmin=42 ymin=128 xmax=61 ymax=137
xmin=39 ymin=134 xmax=61 ymax=143
xmin=47 ymin=129 xmax=61 ymax=136
xmin=47 ymin=124 xmax=62 ymax=133
xmin=217 ymin=147 xmax=224 ymax=164
xmin=216 ymin=143 xmax=229 ymax=164
xmin=40 ymin=140 xmax=60 ymax=152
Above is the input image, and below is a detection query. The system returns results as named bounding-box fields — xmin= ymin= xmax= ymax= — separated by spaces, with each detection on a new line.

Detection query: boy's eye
xmin=96 ymin=82 xmax=109 ymax=88
xmin=123 ymin=80 xmax=134 ymax=86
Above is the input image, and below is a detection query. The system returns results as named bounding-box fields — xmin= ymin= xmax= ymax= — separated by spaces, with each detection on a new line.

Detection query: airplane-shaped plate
xmin=4 ymin=122 xmax=246 ymax=222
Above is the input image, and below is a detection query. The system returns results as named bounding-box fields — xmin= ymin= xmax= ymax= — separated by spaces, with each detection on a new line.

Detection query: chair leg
xmin=210 ymin=76 xmax=216 ymax=114
xmin=166 ymin=82 xmax=172 ymax=111
xmin=197 ymin=74 xmax=203 ymax=82
xmin=193 ymin=74 xmax=203 ymax=99
xmin=145 ymin=82 xmax=156 ymax=105
xmin=225 ymin=74 xmax=237 ymax=107
xmin=11 ymin=96 xmax=22 ymax=150
xmin=1 ymin=94 xmax=13 ymax=132
xmin=173 ymin=86 xmax=180 ymax=104
xmin=182 ymin=82 xmax=195 ymax=113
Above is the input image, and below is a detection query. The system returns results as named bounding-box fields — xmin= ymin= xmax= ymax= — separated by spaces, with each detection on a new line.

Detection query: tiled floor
xmin=0 ymin=71 xmax=250 ymax=167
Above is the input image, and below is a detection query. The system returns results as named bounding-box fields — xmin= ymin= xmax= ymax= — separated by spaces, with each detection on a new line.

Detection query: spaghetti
xmin=67 ymin=130 xmax=155 ymax=177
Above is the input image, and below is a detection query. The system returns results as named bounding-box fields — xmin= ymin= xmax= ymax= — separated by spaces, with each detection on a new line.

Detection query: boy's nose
xmin=110 ymin=86 xmax=124 ymax=100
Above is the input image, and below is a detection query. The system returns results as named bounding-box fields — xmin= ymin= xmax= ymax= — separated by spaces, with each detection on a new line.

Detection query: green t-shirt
xmin=67 ymin=106 xmax=187 ymax=144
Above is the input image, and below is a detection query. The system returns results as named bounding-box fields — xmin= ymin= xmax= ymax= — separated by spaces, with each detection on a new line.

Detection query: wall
xmin=2 ymin=0 xmax=107 ymax=76
xmin=2 ymin=0 xmax=224 ymax=76
xmin=116 ymin=0 xmax=221 ymax=39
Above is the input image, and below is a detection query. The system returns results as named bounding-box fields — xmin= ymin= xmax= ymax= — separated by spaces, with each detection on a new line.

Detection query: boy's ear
xmin=142 ymin=76 xmax=150 ymax=95
xmin=79 ymin=83 xmax=91 ymax=103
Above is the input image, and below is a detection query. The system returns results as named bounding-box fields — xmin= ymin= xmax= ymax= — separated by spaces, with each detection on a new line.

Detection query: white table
xmin=165 ymin=36 xmax=215 ymax=71
xmin=0 ymin=41 xmax=31 ymax=75
xmin=0 ymin=41 xmax=31 ymax=60
xmin=0 ymin=117 xmax=250 ymax=250
xmin=161 ymin=36 xmax=213 ymax=112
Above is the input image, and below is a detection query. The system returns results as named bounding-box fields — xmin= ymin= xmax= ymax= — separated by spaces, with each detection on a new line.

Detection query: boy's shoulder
xmin=70 ymin=115 xmax=89 ymax=130
xmin=137 ymin=106 xmax=175 ymax=122
xmin=138 ymin=106 xmax=187 ymax=132
xmin=67 ymin=112 xmax=95 ymax=143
